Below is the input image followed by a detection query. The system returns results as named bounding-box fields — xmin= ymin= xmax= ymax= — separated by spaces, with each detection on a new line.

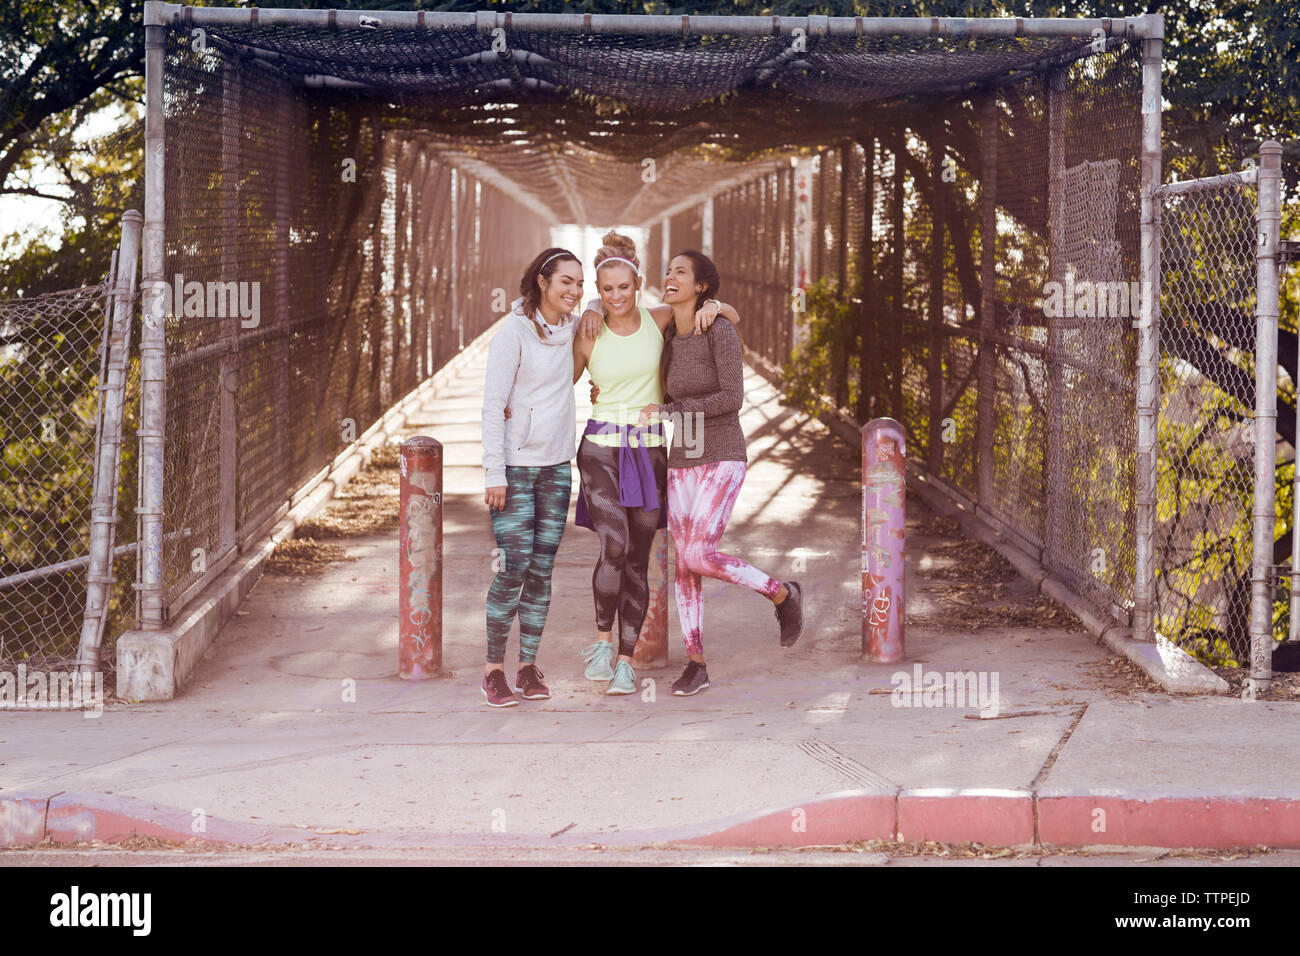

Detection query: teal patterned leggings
xmin=486 ymin=462 xmax=572 ymax=664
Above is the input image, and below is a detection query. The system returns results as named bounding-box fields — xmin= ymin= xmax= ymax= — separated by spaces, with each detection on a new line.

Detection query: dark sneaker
xmin=482 ymin=669 xmax=519 ymax=707
xmin=514 ymin=663 xmax=550 ymax=700
xmin=776 ymin=581 xmax=804 ymax=647
xmin=672 ymin=660 xmax=710 ymax=697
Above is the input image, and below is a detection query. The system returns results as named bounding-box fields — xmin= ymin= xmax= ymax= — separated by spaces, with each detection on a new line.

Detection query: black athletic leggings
xmin=575 ymin=438 xmax=668 ymax=657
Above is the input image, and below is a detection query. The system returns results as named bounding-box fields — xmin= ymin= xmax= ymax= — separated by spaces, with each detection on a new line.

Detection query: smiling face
xmin=539 ymin=260 xmax=583 ymax=318
xmin=596 ymin=261 xmax=639 ymax=318
xmin=662 ymin=255 xmax=703 ymax=307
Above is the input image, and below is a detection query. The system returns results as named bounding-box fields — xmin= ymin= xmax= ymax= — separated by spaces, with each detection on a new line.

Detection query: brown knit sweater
xmin=660 ymin=318 xmax=746 ymax=468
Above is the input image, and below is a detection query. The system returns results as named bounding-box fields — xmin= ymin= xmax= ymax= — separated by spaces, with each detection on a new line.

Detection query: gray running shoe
xmin=672 ymin=660 xmax=710 ymax=696
xmin=776 ymin=581 xmax=805 ymax=647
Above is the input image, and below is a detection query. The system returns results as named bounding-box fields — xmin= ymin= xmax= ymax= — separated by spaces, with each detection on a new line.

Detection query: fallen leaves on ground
xmin=266 ymin=444 xmax=403 ymax=575
xmin=1210 ymin=663 xmax=1300 ymax=701
xmin=265 ymin=537 xmax=353 ymax=576
xmin=296 ymin=443 xmax=401 ymax=540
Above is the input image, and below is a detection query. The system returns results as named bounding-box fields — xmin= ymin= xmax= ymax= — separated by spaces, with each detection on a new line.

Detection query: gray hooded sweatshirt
xmin=481 ymin=298 xmax=576 ymax=488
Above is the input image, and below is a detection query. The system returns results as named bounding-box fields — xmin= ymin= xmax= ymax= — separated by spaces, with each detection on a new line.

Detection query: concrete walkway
xmin=3 ymin=331 xmax=1299 ymax=850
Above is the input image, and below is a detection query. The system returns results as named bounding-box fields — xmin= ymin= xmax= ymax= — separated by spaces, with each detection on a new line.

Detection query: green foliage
xmin=782 ymin=278 xmax=857 ymax=416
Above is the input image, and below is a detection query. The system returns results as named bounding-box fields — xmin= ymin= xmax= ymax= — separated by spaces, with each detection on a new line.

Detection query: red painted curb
xmin=48 ymin=793 xmax=198 ymax=844
xmin=898 ymin=789 xmax=1035 ymax=845
xmin=2 ymin=793 xmax=302 ymax=848
xmin=8 ymin=790 xmax=1300 ymax=850
xmin=680 ymin=791 xmax=896 ymax=847
xmin=1039 ymin=795 xmax=1300 ymax=849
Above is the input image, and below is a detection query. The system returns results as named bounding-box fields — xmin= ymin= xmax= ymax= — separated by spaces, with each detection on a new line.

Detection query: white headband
xmin=596 ymin=256 xmax=640 ymax=274
xmin=540 ymin=251 xmax=574 ymax=270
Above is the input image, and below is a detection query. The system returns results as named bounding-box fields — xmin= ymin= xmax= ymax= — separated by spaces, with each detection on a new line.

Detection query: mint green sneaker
xmin=606 ymin=659 xmax=637 ymax=696
xmin=582 ymin=640 xmax=615 ymax=681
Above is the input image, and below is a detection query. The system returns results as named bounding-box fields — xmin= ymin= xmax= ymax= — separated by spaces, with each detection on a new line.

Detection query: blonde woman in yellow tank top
xmin=570 ymin=230 xmax=739 ymax=694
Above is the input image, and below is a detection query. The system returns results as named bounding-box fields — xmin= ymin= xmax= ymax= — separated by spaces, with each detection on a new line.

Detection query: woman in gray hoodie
xmin=479 ymin=248 xmax=584 ymax=707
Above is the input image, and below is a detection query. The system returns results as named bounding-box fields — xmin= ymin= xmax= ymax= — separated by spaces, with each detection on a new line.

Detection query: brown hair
xmin=519 ymin=247 xmax=580 ymax=336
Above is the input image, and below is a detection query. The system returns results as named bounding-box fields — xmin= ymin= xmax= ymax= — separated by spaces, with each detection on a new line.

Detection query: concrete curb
xmin=7 ymin=788 xmax=1300 ymax=850
xmin=114 ymin=326 xmax=501 ymax=702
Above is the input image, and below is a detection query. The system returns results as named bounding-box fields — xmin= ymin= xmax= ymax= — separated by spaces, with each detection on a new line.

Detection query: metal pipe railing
xmin=138 ymin=20 xmax=167 ymax=631
xmin=1250 ymin=141 xmax=1284 ymax=692
xmin=1152 ymin=168 xmax=1258 ymax=198
xmin=145 ymin=3 xmax=1160 ymax=40
xmin=1132 ymin=27 xmax=1164 ymax=643
xmin=74 ymin=211 xmax=142 ymax=671
xmin=977 ymin=93 xmax=997 ymax=510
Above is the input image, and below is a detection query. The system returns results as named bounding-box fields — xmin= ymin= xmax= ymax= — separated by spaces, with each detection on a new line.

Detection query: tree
xmin=1 ymin=0 xmax=143 ymax=295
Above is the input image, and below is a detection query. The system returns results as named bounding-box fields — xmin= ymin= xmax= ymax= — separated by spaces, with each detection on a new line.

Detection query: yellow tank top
xmin=587 ymin=306 xmax=665 ymax=448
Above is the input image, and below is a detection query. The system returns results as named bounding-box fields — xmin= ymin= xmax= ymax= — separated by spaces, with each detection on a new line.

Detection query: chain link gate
xmin=1151 ymin=142 xmax=1287 ymax=689
xmin=0 ymin=214 xmax=142 ymax=678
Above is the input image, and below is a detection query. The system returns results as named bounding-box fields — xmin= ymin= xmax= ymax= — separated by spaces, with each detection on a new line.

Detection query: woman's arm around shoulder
xmin=573 ymin=310 xmax=598 ymax=383
xmin=648 ymin=300 xmax=740 ymax=335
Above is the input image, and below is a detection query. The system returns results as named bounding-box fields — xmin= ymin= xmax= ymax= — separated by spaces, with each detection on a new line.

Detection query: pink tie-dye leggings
xmin=666 ymin=460 xmax=782 ymax=656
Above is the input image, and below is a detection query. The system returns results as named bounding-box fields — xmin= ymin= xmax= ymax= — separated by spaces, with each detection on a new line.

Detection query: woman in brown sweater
xmin=637 ymin=250 xmax=805 ymax=696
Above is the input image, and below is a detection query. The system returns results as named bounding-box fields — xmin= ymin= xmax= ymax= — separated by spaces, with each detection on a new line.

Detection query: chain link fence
xmin=707 ymin=45 xmax=1148 ymax=634
xmin=149 ymin=30 xmax=552 ymax=628
xmin=704 ymin=60 xmax=1292 ymax=676
xmin=1154 ymin=173 xmax=1264 ymax=664
xmin=0 ymin=282 xmax=140 ymax=672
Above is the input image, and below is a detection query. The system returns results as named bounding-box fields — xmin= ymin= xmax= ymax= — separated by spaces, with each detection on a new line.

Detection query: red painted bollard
xmin=400 ymin=436 xmax=442 ymax=679
xmin=862 ymin=419 xmax=906 ymax=662
xmin=633 ymin=529 xmax=670 ymax=668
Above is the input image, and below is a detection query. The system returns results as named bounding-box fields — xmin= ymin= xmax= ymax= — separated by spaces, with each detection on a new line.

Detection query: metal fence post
xmin=839 ymin=142 xmax=850 ymax=295
xmin=701 ymin=195 xmax=714 ymax=256
xmin=76 ymin=210 xmax=143 ymax=670
xmin=138 ymin=10 xmax=168 ymax=630
xmin=792 ymin=156 xmax=813 ymax=353
xmin=390 ymin=140 xmax=408 ymax=406
xmin=1045 ymin=68 xmax=1067 ymax=576
xmin=978 ymin=93 xmax=998 ymax=509
xmin=1133 ymin=23 xmax=1164 ymax=642
xmin=659 ymin=216 xmax=670 ymax=286
xmin=1293 ymin=234 xmax=1300 ymax=644
xmin=890 ymin=135 xmax=905 ymax=419
xmin=836 ymin=141 xmax=852 ymax=408
xmin=219 ymin=51 xmax=240 ymax=559
xmin=1250 ymin=140 xmax=1283 ymax=691
xmin=857 ymin=135 xmax=875 ymax=424
xmin=927 ymin=131 xmax=945 ymax=472
xmin=450 ymin=168 xmax=461 ymax=350
xmin=274 ymin=91 xmax=291 ymax=508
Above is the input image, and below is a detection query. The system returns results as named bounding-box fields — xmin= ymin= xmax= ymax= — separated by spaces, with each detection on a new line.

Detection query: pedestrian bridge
xmin=1 ymin=7 xmax=1287 ymax=698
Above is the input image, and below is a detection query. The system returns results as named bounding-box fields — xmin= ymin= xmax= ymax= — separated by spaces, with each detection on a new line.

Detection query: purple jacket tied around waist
xmin=574 ymin=419 xmax=668 ymax=532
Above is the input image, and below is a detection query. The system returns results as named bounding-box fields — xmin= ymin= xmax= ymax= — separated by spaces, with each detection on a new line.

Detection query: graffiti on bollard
xmin=862 ymin=418 xmax=906 ymax=663
xmin=400 ymin=436 xmax=442 ymax=679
